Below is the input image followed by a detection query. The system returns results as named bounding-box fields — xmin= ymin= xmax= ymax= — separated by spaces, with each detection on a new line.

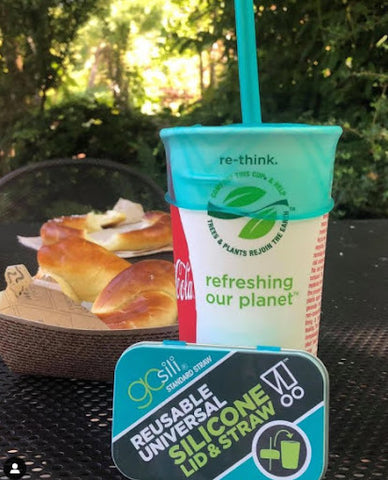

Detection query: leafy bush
xmin=179 ymin=77 xmax=387 ymax=219
xmin=2 ymin=1 xmax=387 ymax=219
xmin=174 ymin=0 xmax=388 ymax=219
xmin=8 ymin=96 xmax=167 ymax=188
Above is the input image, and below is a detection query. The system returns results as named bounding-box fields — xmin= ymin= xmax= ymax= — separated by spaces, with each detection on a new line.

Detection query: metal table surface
xmin=0 ymin=219 xmax=387 ymax=480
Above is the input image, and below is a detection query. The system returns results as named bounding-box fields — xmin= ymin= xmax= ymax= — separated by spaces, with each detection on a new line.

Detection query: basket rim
xmin=0 ymin=312 xmax=178 ymax=337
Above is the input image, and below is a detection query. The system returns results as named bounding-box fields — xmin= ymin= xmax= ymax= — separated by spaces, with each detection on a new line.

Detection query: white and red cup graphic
xmin=161 ymin=124 xmax=342 ymax=354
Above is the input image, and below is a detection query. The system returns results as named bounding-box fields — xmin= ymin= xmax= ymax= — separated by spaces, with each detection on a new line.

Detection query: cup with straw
xmin=160 ymin=0 xmax=342 ymax=354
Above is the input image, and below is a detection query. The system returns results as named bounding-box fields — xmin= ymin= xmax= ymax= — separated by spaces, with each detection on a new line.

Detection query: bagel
xmin=37 ymin=237 xmax=131 ymax=303
xmin=91 ymin=259 xmax=177 ymax=329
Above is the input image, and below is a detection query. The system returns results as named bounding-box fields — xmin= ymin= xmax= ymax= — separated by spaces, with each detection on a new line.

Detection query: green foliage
xmin=0 ymin=0 xmax=102 ymax=171
xmin=67 ymin=0 xmax=164 ymax=109
xmin=0 ymin=0 xmax=101 ymax=107
xmin=174 ymin=0 xmax=388 ymax=218
xmin=0 ymin=0 xmax=386 ymax=218
xmin=8 ymin=96 xmax=167 ymax=187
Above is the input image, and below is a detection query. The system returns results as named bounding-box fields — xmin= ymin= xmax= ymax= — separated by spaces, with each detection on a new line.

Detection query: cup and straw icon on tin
xmin=260 ymin=429 xmax=301 ymax=471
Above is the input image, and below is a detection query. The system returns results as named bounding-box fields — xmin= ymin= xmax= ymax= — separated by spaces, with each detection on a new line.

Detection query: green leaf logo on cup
xmin=207 ymin=172 xmax=290 ymax=256
xmin=240 ymin=206 xmax=276 ymax=240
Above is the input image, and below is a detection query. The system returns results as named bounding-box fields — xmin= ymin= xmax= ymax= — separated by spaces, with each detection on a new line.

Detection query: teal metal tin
xmin=112 ymin=341 xmax=329 ymax=480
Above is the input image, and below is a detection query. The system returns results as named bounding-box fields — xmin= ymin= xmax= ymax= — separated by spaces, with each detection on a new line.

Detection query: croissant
xmin=92 ymin=259 xmax=177 ymax=329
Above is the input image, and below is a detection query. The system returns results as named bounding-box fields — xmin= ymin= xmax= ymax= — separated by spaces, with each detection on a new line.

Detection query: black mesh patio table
xmin=0 ymin=219 xmax=387 ymax=480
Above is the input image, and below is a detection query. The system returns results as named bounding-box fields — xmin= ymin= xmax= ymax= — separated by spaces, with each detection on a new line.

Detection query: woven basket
xmin=0 ymin=313 xmax=178 ymax=381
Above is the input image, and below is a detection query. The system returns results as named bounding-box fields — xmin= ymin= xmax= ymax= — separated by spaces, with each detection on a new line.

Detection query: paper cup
xmin=161 ymin=124 xmax=342 ymax=354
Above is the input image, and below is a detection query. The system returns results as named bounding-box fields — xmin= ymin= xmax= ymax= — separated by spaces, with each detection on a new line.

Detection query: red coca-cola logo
xmin=175 ymin=259 xmax=195 ymax=301
xmin=170 ymin=205 xmax=197 ymax=342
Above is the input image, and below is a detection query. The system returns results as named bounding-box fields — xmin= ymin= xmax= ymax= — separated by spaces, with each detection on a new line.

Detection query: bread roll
xmin=92 ymin=259 xmax=177 ymax=329
xmin=93 ymin=209 xmax=126 ymax=227
xmin=100 ymin=211 xmax=172 ymax=251
xmin=40 ymin=220 xmax=87 ymax=245
xmin=37 ymin=237 xmax=130 ymax=303
xmin=40 ymin=211 xmax=126 ymax=246
xmin=40 ymin=209 xmax=172 ymax=253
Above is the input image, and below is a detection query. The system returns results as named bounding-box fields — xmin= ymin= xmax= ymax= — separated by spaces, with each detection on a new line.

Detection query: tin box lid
xmin=112 ymin=341 xmax=329 ymax=480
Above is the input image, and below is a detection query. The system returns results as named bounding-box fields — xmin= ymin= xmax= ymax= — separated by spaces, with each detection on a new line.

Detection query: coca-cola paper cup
xmin=161 ymin=124 xmax=342 ymax=354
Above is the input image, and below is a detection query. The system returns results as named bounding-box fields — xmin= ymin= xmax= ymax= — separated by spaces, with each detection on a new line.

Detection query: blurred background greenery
xmin=0 ymin=0 xmax=386 ymax=218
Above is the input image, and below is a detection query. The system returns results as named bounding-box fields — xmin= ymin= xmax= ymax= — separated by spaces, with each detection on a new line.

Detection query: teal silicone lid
xmin=160 ymin=123 xmax=342 ymax=220
xmin=112 ymin=341 xmax=329 ymax=480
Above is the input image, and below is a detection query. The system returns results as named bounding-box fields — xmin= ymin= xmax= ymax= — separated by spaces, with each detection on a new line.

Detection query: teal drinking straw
xmin=234 ymin=0 xmax=262 ymax=124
